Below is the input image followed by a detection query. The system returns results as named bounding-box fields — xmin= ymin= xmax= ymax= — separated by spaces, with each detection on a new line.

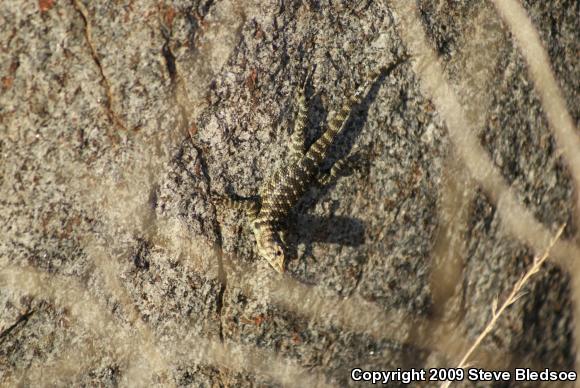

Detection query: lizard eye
xmin=276 ymin=249 xmax=282 ymax=256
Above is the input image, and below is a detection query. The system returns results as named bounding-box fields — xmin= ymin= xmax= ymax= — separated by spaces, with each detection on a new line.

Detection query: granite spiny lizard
xmin=220 ymin=60 xmax=403 ymax=273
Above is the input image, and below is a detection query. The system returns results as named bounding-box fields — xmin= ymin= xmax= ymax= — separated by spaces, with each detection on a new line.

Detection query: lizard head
xmin=254 ymin=229 xmax=286 ymax=273
xmin=261 ymin=239 xmax=286 ymax=273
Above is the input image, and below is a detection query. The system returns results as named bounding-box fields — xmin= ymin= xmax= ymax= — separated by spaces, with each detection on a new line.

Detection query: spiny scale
xmin=221 ymin=64 xmax=389 ymax=273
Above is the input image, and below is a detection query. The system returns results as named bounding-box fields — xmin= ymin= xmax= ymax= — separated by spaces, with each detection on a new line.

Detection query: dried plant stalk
xmin=441 ymin=224 xmax=566 ymax=388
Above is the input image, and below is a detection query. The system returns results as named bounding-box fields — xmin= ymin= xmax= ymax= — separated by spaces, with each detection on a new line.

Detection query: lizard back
xmin=257 ymin=156 xmax=318 ymax=226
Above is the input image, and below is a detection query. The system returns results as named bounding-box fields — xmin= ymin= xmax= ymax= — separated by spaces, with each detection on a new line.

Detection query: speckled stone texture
xmin=0 ymin=0 xmax=577 ymax=387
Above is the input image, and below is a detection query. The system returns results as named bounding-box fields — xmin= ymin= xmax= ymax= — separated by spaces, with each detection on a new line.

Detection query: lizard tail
xmin=305 ymin=67 xmax=383 ymax=165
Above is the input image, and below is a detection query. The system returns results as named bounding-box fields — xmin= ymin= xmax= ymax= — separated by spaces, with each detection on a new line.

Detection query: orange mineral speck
xmin=291 ymin=332 xmax=302 ymax=344
xmin=1 ymin=76 xmax=13 ymax=90
xmin=165 ymin=6 xmax=176 ymax=26
xmin=253 ymin=314 xmax=265 ymax=326
xmin=188 ymin=123 xmax=198 ymax=137
xmin=39 ymin=0 xmax=55 ymax=12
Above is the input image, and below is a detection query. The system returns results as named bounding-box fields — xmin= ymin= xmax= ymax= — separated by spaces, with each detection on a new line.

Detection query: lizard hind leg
xmin=290 ymin=66 xmax=317 ymax=159
xmin=317 ymin=150 xmax=365 ymax=186
xmin=318 ymin=158 xmax=348 ymax=187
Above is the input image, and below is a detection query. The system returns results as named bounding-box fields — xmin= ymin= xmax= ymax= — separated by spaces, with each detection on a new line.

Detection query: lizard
xmin=219 ymin=60 xmax=403 ymax=273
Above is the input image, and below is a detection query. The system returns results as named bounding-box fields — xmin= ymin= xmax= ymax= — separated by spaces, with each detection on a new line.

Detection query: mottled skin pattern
xmin=221 ymin=63 xmax=396 ymax=273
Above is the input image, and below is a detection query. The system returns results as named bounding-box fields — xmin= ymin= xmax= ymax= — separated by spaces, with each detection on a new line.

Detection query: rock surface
xmin=0 ymin=0 xmax=577 ymax=386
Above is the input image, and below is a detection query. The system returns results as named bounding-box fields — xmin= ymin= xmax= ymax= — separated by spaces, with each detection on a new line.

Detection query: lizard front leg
xmin=215 ymin=195 xmax=260 ymax=220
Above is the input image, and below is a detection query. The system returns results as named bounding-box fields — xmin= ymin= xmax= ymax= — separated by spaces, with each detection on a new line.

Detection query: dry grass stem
xmin=440 ymin=224 xmax=566 ymax=388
